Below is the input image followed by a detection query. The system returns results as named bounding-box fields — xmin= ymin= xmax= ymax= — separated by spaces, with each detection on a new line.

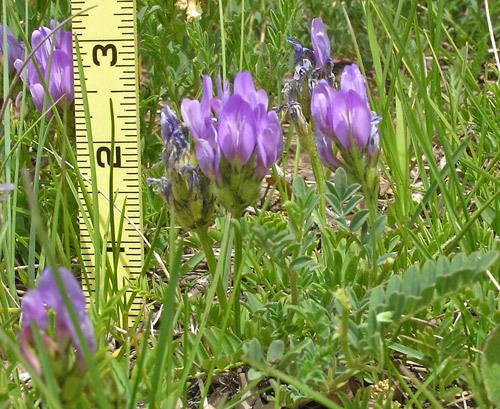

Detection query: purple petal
xmin=212 ymin=75 xmax=230 ymax=114
xmin=181 ymin=98 xmax=207 ymax=141
xmin=315 ymin=129 xmax=340 ymax=170
xmin=20 ymin=290 xmax=49 ymax=332
xmin=311 ymin=80 xmax=335 ymax=137
xmin=36 ymin=267 xmax=95 ymax=353
xmin=19 ymin=267 xmax=96 ymax=360
xmin=330 ymin=90 xmax=351 ymax=150
xmin=233 ymin=71 xmax=255 ymax=99
xmin=0 ymin=24 xmax=25 ymax=68
xmin=340 ymin=64 xmax=368 ymax=103
xmin=311 ymin=18 xmax=331 ymax=69
xmin=331 ymin=90 xmax=371 ymax=150
xmin=29 ymin=83 xmax=46 ymax=112
xmin=347 ymin=91 xmax=372 ymax=149
xmin=218 ymin=95 xmax=256 ymax=166
xmin=254 ymin=109 xmax=283 ymax=176
xmin=195 ymin=133 xmax=221 ymax=182
xmin=201 ymin=75 xmax=213 ymax=116
xmin=233 ymin=71 xmax=268 ymax=109
xmin=47 ymin=49 xmax=73 ymax=106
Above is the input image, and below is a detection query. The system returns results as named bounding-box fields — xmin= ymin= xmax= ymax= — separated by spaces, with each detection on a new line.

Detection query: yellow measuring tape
xmin=71 ymin=0 xmax=143 ymax=323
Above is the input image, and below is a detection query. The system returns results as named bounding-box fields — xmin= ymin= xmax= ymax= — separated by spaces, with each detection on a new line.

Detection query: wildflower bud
xmin=181 ymin=71 xmax=283 ymax=216
xmin=160 ymin=105 xmax=190 ymax=175
xmin=18 ymin=267 xmax=95 ymax=399
xmin=149 ymin=106 xmax=215 ymax=229
xmin=283 ymin=18 xmax=334 ymax=121
xmin=14 ymin=20 xmax=73 ymax=113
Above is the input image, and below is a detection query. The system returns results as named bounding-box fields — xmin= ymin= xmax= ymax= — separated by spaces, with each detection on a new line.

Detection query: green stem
xmin=289 ymin=268 xmax=298 ymax=305
xmin=232 ymin=220 xmax=243 ymax=336
xmin=197 ymin=227 xmax=227 ymax=310
xmin=218 ymin=0 xmax=227 ymax=82
xmin=363 ymin=173 xmax=379 ymax=285
xmin=294 ymin=113 xmax=326 ymax=224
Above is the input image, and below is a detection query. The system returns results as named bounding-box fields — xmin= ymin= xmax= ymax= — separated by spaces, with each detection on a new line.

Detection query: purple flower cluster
xmin=19 ymin=267 xmax=95 ymax=374
xmin=182 ymin=72 xmax=282 ymax=180
xmin=0 ymin=24 xmax=24 ymax=70
xmin=311 ymin=64 xmax=381 ymax=169
xmin=181 ymin=72 xmax=283 ymax=214
xmin=14 ymin=21 xmax=73 ymax=113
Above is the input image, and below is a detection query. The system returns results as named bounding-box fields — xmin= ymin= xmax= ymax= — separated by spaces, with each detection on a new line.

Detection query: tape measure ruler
xmin=71 ymin=0 xmax=143 ymax=324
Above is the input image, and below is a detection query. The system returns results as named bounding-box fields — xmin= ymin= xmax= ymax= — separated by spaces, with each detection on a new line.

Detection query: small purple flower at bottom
xmin=0 ymin=24 xmax=24 ymax=70
xmin=19 ymin=267 xmax=95 ymax=374
xmin=14 ymin=20 xmax=73 ymax=113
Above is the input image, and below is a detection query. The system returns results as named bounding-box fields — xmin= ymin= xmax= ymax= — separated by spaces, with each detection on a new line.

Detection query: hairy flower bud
xmin=149 ymin=106 xmax=214 ymax=229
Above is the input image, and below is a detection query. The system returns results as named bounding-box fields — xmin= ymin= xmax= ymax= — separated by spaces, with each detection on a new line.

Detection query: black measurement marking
xmin=106 ymin=246 xmax=125 ymax=252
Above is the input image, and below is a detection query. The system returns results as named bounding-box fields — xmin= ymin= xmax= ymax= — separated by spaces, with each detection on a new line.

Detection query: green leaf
xmin=334 ymin=168 xmax=347 ymax=198
xmin=290 ymin=256 xmax=314 ymax=271
xmin=350 ymin=210 xmax=369 ymax=232
xmin=482 ymin=325 xmax=500 ymax=404
xmin=266 ymin=340 xmax=285 ymax=363
xmin=243 ymin=339 xmax=264 ymax=363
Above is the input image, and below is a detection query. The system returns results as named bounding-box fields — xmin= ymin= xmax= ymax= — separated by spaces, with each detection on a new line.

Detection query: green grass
xmin=1 ymin=0 xmax=499 ymax=408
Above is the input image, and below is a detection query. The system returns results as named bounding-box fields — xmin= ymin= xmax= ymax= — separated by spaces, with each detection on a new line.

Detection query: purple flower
xmin=312 ymin=64 xmax=376 ymax=151
xmin=181 ymin=71 xmax=283 ymax=214
xmin=182 ymin=71 xmax=282 ymax=178
xmin=311 ymin=18 xmax=331 ymax=70
xmin=14 ymin=21 xmax=73 ymax=113
xmin=19 ymin=267 xmax=95 ymax=374
xmin=311 ymin=64 xmax=380 ymax=169
xmin=0 ymin=24 xmax=24 ymax=70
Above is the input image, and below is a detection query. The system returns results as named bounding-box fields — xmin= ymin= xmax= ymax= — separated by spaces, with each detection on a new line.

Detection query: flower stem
xmin=289 ymin=268 xmax=299 ymax=305
xmin=197 ymin=227 xmax=227 ymax=310
xmin=232 ymin=220 xmax=243 ymax=336
xmin=362 ymin=171 xmax=379 ymax=285
xmin=294 ymin=111 xmax=326 ymax=223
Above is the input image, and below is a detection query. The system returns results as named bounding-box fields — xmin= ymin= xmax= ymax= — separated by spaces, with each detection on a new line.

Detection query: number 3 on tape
xmin=71 ymin=0 xmax=143 ymax=325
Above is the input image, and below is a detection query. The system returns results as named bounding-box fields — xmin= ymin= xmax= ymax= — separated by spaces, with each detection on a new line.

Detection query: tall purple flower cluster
xmin=19 ymin=267 xmax=95 ymax=375
xmin=14 ymin=20 xmax=73 ymax=113
xmin=311 ymin=64 xmax=381 ymax=170
xmin=181 ymin=71 xmax=283 ymax=215
xmin=0 ymin=24 xmax=24 ymax=70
